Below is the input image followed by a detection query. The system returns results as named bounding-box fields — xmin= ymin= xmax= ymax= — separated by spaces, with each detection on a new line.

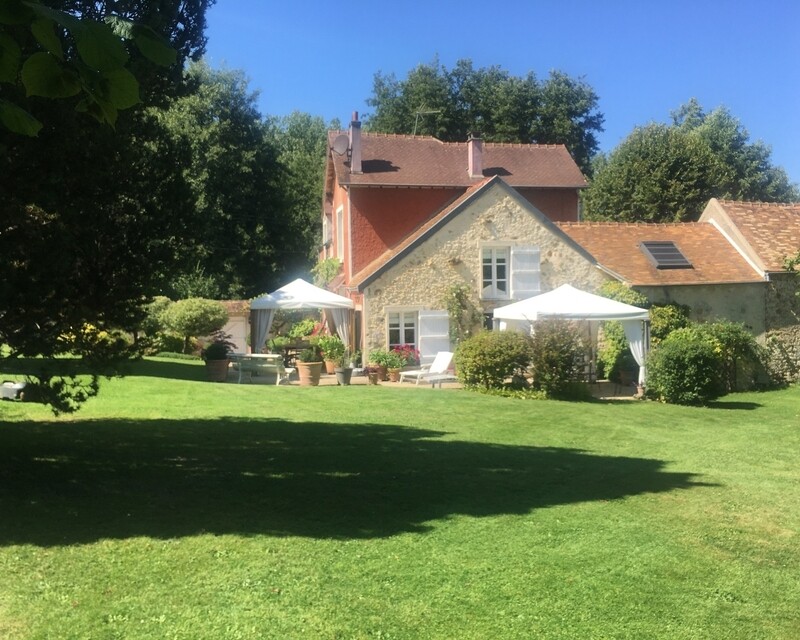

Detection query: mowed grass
xmin=0 ymin=358 xmax=798 ymax=639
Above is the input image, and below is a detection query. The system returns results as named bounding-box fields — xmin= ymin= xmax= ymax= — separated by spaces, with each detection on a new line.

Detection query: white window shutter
xmin=418 ymin=310 xmax=451 ymax=364
xmin=511 ymin=246 xmax=540 ymax=300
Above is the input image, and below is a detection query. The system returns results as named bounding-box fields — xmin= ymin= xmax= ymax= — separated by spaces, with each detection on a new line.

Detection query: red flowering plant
xmin=391 ymin=344 xmax=420 ymax=366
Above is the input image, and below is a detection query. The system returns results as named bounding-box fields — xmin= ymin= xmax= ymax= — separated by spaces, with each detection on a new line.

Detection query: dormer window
xmin=640 ymin=241 xmax=692 ymax=269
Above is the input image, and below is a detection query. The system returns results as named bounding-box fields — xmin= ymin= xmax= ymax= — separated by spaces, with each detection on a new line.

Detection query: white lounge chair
xmin=399 ymin=351 xmax=455 ymax=385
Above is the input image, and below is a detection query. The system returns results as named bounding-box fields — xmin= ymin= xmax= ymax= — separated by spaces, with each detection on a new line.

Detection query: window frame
xmin=385 ymin=307 xmax=420 ymax=351
xmin=481 ymin=245 xmax=510 ymax=300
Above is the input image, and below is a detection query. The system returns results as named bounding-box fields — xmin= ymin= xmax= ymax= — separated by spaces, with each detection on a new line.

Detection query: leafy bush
xmin=597 ymin=320 xmax=628 ymax=381
xmin=649 ymin=303 xmax=691 ymax=344
xmin=598 ymin=281 xmax=651 ymax=308
xmin=384 ymin=351 xmax=407 ymax=369
xmin=596 ymin=282 xmax=650 ymax=381
xmin=315 ymin=335 xmax=345 ymax=361
xmin=161 ymin=298 xmax=228 ymax=354
xmin=140 ymin=296 xmax=173 ymax=336
xmin=288 ymin=318 xmax=317 ymax=339
xmin=154 ymin=352 xmax=202 ymax=360
xmin=646 ymin=331 xmax=725 ymax=405
xmin=454 ymin=330 xmax=532 ymax=389
xmin=683 ymin=321 xmax=765 ymax=392
xmin=298 ymin=346 xmax=322 ymax=362
xmin=367 ymin=348 xmax=393 ymax=367
xmin=391 ymin=344 xmax=420 ymax=366
xmin=528 ymin=319 xmax=589 ymax=398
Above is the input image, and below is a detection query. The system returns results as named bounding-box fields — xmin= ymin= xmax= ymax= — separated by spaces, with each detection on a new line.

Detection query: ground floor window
xmin=388 ymin=310 xmax=417 ymax=350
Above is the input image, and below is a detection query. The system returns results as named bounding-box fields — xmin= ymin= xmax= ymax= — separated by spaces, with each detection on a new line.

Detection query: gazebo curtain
xmin=325 ymin=308 xmax=352 ymax=348
xmin=621 ymin=319 xmax=648 ymax=385
xmin=251 ymin=309 xmax=275 ymax=354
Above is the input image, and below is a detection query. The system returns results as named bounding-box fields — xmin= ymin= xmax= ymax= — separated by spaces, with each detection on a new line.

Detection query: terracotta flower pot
xmin=205 ymin=359 xmax=230 ymax=382
xmin=324 ymin=360 xmax=336 ymax=375
xmin=297 ymin=361 xmax=323 ymax=386
xmin=387 ymin=367 xmax=401 ymax=382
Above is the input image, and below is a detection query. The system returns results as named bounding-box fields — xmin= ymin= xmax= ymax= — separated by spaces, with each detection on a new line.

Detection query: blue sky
xmin=205 ymin=0 xmax=800 ymax=185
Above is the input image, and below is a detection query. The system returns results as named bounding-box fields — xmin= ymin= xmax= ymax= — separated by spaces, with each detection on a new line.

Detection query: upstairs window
xmin=481 ymin=245 xmax=540 ymax=300
xmin=482 ymin=247 xmax=508 ymax=299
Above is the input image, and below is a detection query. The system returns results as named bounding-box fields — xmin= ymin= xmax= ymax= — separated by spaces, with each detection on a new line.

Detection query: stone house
xmin=322 ymin=113 xmax=589 ymax=360
xmin=320 ymin=114 xmax=799 ymax=375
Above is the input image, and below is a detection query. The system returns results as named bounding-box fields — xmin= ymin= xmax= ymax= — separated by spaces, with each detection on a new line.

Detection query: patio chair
xmin=399 ymin=351 xmax=455 ymax=386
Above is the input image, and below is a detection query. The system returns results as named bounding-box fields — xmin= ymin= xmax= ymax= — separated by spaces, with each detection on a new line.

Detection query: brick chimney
xmin=349 ymin=111 xmax=362 ymax=174
xmin=468 ymin=133 xmax=483 ymax=178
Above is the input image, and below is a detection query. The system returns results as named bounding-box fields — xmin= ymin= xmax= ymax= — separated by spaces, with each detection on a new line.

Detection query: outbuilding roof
xmin=557 ymin=221 xmax=763 ymax=286
xmin=700 ymin=199 xmax=800 ymax=273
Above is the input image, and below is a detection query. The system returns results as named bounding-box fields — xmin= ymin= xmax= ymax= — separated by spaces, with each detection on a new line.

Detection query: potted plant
xmin=316 ymin=335 xmax=345 ymax=375
xmin=385 ymin=350 xmax=406 ymax=382
xmin=392 ymin=344 xmax=420 ymax=368
xmin=201 ymin=331 xmax=236 ymax=382
xmin=364 ymin=365 xmax=380 ymax=385
xmin=367 ymin=348 xmax=392 ymax=381
xmin=296 ymin=345 xmax=323 ymax=386
xmin=334 ymin=349 xmax=354 ymax=386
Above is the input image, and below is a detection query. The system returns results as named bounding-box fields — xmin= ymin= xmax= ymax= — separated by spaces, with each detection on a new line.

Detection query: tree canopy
xmin=0 ymin=0 xmax=212 ymax=411
xmin=155 ymin=67 xmax=332 ymax=299
xmin=365 ymin=58 xmax=603 ymax=175
xmin=584 ymin=99 xmax=799 ymax=222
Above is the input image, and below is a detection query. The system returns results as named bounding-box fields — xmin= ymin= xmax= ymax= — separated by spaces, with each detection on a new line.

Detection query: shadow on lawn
xmin=0 ymin=418 xmax=712 ymax=546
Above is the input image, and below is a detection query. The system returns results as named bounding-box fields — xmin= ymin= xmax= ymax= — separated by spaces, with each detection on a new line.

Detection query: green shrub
xmin=598 ymin=281 xmax=651 ymax=308
xmin=454 ymin=330 xmax=532 ymax=389
xmin=649 ymin=303 xmax=691 ymax=344
xmin=154 ymin=352 xmax=201 ymax=360
xmin=140 ymin=296 xmax=173 ymax=336
xmin=528 ymin=319 xmax=589 ymax=398
xmin=684 ymin=321 xmax=765 ymax=392
xmin=288 ymin=318 xmax=317 ymax=339
xmin=646 ymin=331 xmax=724 ymax=405
xmin=161 ymin=298 xmax=228 ymax=354
xmin=367 ymin=348 xmax=393 ymax=367
xmin=145 ymin=331 xmax=185 ymax=355
xmin=597 ymin=321 xmax=628 ymax=381
xmin=315 ymin=335 xmax=345 ymax=361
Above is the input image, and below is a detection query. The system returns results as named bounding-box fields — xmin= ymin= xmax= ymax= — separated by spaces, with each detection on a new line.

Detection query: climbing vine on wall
xmin=442 ymin=284 xmax=484 ymax=345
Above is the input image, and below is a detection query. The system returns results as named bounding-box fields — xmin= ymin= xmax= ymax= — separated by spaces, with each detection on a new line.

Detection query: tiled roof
xmin=712 ymin=200 xmax=800 ymax=272
xmin=222 ymin=300 xmax=250 ymax=314
xmin=351 ymin=177 xmax=497 ymax=289
xmin=328 ymin=132 xmax=588 ymax=189
xmin=557 ymin=222 xmax=763 ymax=286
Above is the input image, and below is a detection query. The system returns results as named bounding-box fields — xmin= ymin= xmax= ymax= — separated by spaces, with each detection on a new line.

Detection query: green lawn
xmin=1 ymin=358 xmax=798 ymax=639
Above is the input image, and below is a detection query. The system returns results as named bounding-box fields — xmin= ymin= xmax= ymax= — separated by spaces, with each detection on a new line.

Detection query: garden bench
xmin=232 ymin=354 xmax=294 ymax=385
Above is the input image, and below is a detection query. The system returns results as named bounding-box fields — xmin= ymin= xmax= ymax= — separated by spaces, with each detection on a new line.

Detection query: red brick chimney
xmin=349 ymin=111 xmax=362 ymax=174
xmin=468 ymin=133 xmax=483 ymax=178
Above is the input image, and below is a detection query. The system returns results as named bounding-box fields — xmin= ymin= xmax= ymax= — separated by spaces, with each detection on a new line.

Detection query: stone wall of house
xmin=764 ymin=273 xmax=800 ymax=380
xmin=362 ymin=186 xmax=609 ymax=353
xmin=637 ymin=278 xmax=800 ymax=382
xmin=634 ymin=283 xmax=767 ymax=336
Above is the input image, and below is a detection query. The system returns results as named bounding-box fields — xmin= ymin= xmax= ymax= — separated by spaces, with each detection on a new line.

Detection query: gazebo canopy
xmin=492 ymin=284 xmax=649 ymax=322
xmin=250 ymin=278 xmax=354 ymax=310
xmin=493 ymin=284 xmax=650 ymax=386
xmin=250 ymin=278 xmax=354 ymax=353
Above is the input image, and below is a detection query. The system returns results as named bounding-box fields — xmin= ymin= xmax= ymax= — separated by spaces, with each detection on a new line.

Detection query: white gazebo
xmin=492 ymin=284 xmax=651 ymax=385
xmin=249 ymin=278 xmax=355 ymax=353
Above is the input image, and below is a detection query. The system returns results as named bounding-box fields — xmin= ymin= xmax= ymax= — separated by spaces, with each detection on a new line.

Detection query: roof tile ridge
xmin=363 ymin=132 xmax=441 ymax=141
xmin=483 ymin=142 xmax=564 ymax=150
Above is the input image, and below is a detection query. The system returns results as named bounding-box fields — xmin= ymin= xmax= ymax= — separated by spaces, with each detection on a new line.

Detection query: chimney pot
xmin=468 ymin=134 xmax=483 ymax=179
xmin=349 ymin=111 xmax=362 ymax=174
